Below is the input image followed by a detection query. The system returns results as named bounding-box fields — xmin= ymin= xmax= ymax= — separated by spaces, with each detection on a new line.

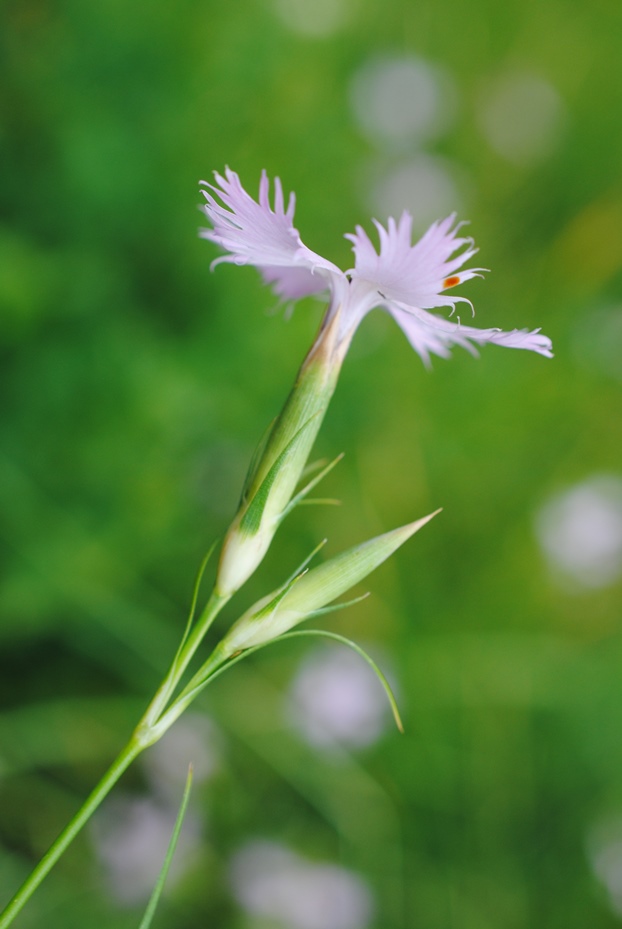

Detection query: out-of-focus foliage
xmin=1 ymin=0 xmax=622 ymax=927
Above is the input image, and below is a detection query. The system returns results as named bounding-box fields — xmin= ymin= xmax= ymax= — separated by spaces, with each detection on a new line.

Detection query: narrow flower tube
xmin=214 ymin=310 xmax=346 ymax=597
xmin=219 ymin=511 xmax=440 ymax=656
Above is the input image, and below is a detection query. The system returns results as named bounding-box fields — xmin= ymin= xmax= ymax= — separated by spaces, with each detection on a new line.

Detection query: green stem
xmin=150 ymin=643 xmax=229 ymax=736
xmin=0 ymin=737 xmax=142 ymax=929
xmin=0 ymin=591 xmax=230 ymax=928
xmin=177 ymin=590 xmax=229 ymax=672
xmin=141 ymin=589 xmax=228 ymax=728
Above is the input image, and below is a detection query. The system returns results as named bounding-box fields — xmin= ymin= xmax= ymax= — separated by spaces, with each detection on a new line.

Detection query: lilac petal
xmin=388 ymin=302 xmax=553 ymax=365
xmin=200 ymin=168 xmax=341 ymax=299
xmin=347 ymin=211 xmax=486 ymax=310
xmin=259 ymin=265 xmax=329 ymax=301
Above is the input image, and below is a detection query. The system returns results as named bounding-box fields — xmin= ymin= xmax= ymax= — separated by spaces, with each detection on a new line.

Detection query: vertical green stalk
xmin=140 ymin=590 xmax=228 ymax=728
xmin=0 ymin=739 xmax=142 ymax=929
xmin=0 ymin=591 xmax=230 ymax=929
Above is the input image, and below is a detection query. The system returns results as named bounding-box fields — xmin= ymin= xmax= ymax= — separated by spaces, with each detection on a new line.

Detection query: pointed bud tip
xmin=402 ymin=507 xmax=442 ymax=539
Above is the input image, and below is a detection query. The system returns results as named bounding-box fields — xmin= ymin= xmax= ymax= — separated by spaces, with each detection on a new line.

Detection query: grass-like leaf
xmin=170 ymin=627 xmax=404 ymax=736
xmin=280 ymin=451 xmax=344 ymax=520
xmin=279 ymin=628 xmax=404 ymax=733
xmin=137 ymin=765 xmax=194 ymax=929
xmin=181 ymin=540 xmax=218 ymax=650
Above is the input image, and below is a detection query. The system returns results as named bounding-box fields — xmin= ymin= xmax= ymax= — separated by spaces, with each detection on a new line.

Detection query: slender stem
xmin=0 ymin=590 xmax=230 ymax=928
xmin=141 ymin=589 xmax=228 ymax=728
xmin=150 ymin=643 xmax=229 ymax=737
xmin=177 ymin=589 xmax=229 ymax=673
xmin=0 ymin=737 xmax=143 ymax=929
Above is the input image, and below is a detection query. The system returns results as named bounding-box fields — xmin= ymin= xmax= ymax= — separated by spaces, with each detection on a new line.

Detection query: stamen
xmin=443 ymin=275 xmax=461 ymax=289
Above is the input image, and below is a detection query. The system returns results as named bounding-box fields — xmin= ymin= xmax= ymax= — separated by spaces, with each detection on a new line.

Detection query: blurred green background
xmin=2 ymin=0 xmax=622 ymax=926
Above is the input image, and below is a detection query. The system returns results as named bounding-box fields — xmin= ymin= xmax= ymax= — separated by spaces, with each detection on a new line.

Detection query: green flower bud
xmin=220 ymin=510 xmax=440 ymax=654
xmin=215 ymin=313 xmax=345 ymax=598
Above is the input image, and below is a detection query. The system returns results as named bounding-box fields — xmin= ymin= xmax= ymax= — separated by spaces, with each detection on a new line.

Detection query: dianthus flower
xmin=200 ymin=167 xmax=553 ymax=366
xmin=200 ymin=169 xmax=553 ymax=598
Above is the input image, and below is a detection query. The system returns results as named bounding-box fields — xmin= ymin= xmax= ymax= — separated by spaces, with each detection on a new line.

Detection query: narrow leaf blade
xmin=280 ymin=629 xmax=405 ymax=733
xmin=137 ymin=766 xmax=194 ymax=929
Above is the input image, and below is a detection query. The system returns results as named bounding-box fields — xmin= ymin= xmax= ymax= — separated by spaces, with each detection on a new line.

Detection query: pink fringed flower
xmin=200 ymin=167 xmax=552 ymax=366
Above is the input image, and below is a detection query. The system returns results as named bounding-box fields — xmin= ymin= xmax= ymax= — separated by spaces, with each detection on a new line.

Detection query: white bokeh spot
xmin=535 ymin=475 xmax=622 ymax=589
xmin=587 ymin=816 xmax=622 ymax=917
xmin=366 ymin=156 xmax=462 ymax=232
xmin=349 ymin=54 xmax=455 ymax=149
xmin=142 ymin=713 xmax=221 ymax=801
xmin=478 ymin=71 xmax=566 ymax=166
xmin=572 ymin=305 xmax=622 ymax=383
xmin=287 ymin=645 xmax=393 ymax=749
xmin=90 ymin=794 xmax=202 ymax=905
xmin=230 ymin=839 xmax=374 ymax=929
xmin=272 ymin=0 xmax=356 ymax=37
